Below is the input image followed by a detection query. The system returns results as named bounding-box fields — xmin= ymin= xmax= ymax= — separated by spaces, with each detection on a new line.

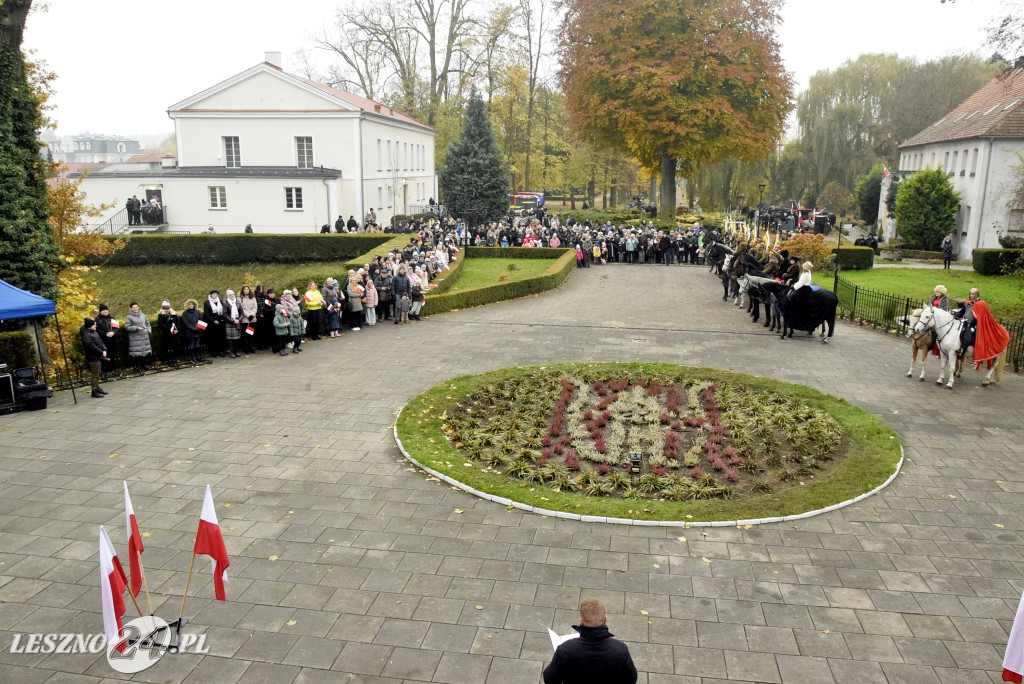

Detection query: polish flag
xmin=195 ymin=320 xmax=208 ymax=330
xmin=882 ymin=166 xmax=891 ymax=180
xmin=193 ymin=485 xmax=230 ymax=601
xmin=1004 ymin=590 xmax=1024 ymax=682
xmin=443 ymin=263 xmax=450 ymax=271
xmin=123 ymin=482 xmax=144 ymax=599
xmin=110 ymin=319 xmax=120 ymax=329
xmin=98 ymin=526 xmax=128 ymax=653
xmin=265 ymin=299 xmax=273 ymax=308
xmin=303 ymin=293 xmax=314 ymax=303
xmin=354 ymin=284 xmax=365 ymax=294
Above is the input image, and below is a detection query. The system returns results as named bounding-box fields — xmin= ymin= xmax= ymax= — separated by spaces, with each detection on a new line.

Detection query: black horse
xmin=706 ymin=242 xmax=733 ymax=276
xmin=756 ymin=280 xmax=838 ymax=342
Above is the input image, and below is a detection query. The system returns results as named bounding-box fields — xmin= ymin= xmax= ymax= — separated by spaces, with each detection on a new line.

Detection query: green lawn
xmin=92 ymin=261 xmax=360 ymax=315
xmin=445 ymin=258 xmax=557 ymax=293
xmin=813 ymin=268 xmax=1021 ymax=319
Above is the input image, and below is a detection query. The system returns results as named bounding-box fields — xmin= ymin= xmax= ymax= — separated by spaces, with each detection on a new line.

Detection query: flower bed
xmin=395 ymin=363 xmax=902 ymax=522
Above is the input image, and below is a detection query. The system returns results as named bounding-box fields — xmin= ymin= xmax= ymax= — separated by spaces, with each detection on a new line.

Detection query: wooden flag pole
xmin=126 ymin=582 xmax=144 ymax=619
xmin=179 ymin=552 xmax=197 ymax=620
xmin=138 ymin=556 xmax=155 ymax=616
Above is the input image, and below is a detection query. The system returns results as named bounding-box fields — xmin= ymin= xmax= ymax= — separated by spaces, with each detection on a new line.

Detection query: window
xmin=223 ymin=136 xmax=240 ymax=167
xmin=961 ymin=149 xmax=968 ymax=175
xmin=378 ymin=186 xmax=383 ymax=208
xmin=929 ymin=152 xmax=935 ymax=167
xmin=295 ymin=137 xmax=313 ymax=169
xmin=943 ymin=151 xmax=949 ymax=169
xmin=970 ymin=148 xmax=979 ymax=176
xmin=387 ymin=184 xmax=393 ymax=208
xmin=209 ymin=186 xmax=227 ymax=209
xmin=403 ymin=142 xmax=408 ymax=170
xmin=117 ymin=143 xmax=126 ymax=153
xmin=285 ymin=187 xmax=303 ymax=210
xmin=387 ymin=140 xmax=392 ymax=170
xmin=86 ymin=142 xmax=91 ymax=150
xmin=377 ymin=139 xmax=382 ymax=171
xmin=951 ymin=151 xmax=958 ymax=173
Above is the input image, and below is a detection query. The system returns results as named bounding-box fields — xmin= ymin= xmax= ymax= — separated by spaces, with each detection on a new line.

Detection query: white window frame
xmin=377 ymin=138 xmax=382 ymax=171
xmin=387 ymin=140 xmax=392 ymax=171
xmin=970 ymin=148 xmax=979 ymax=176
xmin=387 ymin=184 xmax=393 ymax=208
xmin=295 ymin=136 xmax=313 ymax=169
xmin=209 ymin=186 xmax=227 ymax=210
xmin=285 ymin=187 xmax=304 ymax=210
xmin=377 ymin=186 xmax=383 ymax=209
xmin=223 ymin=136 xmax=241 ymax=168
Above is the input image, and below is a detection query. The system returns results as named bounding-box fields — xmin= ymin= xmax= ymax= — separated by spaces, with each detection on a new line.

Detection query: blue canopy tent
xmin=0 ymin=278 xmax=73 ymax=405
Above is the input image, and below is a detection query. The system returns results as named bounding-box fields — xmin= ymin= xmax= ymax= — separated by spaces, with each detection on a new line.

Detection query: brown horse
xmin=906 ymin=309 xmax=936 ymax=381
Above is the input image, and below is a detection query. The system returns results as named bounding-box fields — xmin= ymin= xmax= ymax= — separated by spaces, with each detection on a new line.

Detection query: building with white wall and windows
xmin=895 ymin=67 xmax=1024 ymax=258
xmin=77 ymin=52 xmax=437 ymax=234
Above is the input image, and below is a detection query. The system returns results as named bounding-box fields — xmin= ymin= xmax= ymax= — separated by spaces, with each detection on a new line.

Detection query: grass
xmin=446 ymin=259 xmax=558 ymax=293
xmin=813 ymin=268 xmax=1020 ymax=319
xmin=395 ymin=363 xmax=902 ymax=523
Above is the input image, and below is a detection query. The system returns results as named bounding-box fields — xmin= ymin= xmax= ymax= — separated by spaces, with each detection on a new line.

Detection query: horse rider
xmin=931 ymin=285 xmax=948 ymax=311
xmin=952 ymin=288 xmax=981 ymax=355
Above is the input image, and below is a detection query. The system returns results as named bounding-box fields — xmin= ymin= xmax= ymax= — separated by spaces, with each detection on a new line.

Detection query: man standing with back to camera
xmin=544 ymin=598 xmax=637 ymax=684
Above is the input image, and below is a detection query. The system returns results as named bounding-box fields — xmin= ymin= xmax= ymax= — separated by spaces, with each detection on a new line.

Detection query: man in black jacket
xmin=544 ymin=598 xmax=637 ymax=684
xmin=80 ymin=318 xmax=108 ymax=398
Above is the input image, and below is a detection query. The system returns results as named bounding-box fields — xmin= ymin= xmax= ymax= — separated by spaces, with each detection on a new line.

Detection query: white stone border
xmin=393 ymin=406 xmax=904 ymax=527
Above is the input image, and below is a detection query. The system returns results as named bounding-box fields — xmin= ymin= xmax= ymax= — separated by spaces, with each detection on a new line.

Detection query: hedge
xmin=900 ymin=249 xmax=956 ymax=261
xmin=423 ymin=248 xmax=576 ymax=317
xmin=92 ymin=234 xmax=394 ymax=266
xmin=973 ymin=248 xmax=1024 ymax=276
xmin=833 ymin=246 xmax=874 ymax=270
xmin=0 ymin=330 xmax=37 ymax=369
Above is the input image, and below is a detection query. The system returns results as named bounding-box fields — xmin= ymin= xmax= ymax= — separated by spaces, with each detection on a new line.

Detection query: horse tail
xmin=995 ymin=350 xmax=1006 ymax=384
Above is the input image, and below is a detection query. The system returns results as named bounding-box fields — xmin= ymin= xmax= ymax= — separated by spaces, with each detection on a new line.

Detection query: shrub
xmin=0 ymin=330 xmax=38 ymax=368
xmin=833 ymin=246 xmax=874 ymax=270
xmin=900 ymin=249 xmax=955 ymax=261
xmin=973 ymin=249 xmax=1024 ymax=276
xmin=999 ymin=234 xmax=1024 ymax=249
xmin=92 ymin=234 xmax=393 ymax=266
xmin=894 ymin=169 xmax=960 ymax=251
xmin=781 ymin=233 xmax=835 ymax=269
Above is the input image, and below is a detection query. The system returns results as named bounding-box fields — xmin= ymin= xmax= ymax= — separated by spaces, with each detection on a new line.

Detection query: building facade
xmin=896 ymin=68 xmax=1024 ymax=257
xmin=48 ymin=135 xmax=142 ymax=164
xmin=79 ymin=53 xmax=437 ymax=233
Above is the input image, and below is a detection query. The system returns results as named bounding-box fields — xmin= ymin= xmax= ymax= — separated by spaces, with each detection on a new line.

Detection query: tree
xmin=816 ymin=181 xmax=853 ymax=217
xmin=0 ymin=0 xmax=59 ymax=301
xmin=854 ymin=166 xmax=883 ymax=226
xmin=558 ymin=0 xmax=792 ymax=220
xmin=439 ymin=90 xmax=510 ymax=222
xmin=518 ymin=0 xmax=551 ymax=190
xmin=894 ymin=169 xmax=960 ymax=250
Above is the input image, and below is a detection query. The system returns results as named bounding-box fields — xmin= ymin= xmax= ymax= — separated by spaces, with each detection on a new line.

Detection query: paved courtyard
xmin=1 ymin=264 xmax=1022 ymax=683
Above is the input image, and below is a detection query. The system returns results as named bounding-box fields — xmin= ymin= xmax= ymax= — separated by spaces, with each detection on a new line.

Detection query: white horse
xmin=914 ymin=305 xmax=1005 ymax=388
xmin=901 ymin=309 xmax=936 ymax=381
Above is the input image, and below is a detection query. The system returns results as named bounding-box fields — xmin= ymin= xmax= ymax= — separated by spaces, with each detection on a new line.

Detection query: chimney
xmin=374 ymin=104 xmax=381 ymax=113
xmin=160 ymin=156 xmax=176 ymax=169
xmin=265 ymin=51 xmax=283 ymax=69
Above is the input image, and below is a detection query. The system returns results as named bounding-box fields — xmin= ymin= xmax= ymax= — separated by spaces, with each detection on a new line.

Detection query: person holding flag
xmin=302 ymin=281 xmax=325 ymax=341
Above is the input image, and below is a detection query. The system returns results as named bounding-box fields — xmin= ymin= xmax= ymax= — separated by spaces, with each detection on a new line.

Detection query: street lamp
xmin=757 ymin=181 xmax=766 ymax=208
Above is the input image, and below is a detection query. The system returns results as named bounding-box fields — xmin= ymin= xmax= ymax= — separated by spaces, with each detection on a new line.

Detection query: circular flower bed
xmin=395 ymin=363 xmax=902 ymax=522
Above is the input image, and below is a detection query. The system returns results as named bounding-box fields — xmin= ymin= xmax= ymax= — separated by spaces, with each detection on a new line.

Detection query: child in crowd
xmin=326 ymin=295 xmax=342 ymax=337
xmin=273 ymin=305 xmax=290 ymax=356
xmin=409 ymin=283 xmax=424 ymax=321
xmin=398 ymin=292 xmax=412 ymax=324
xmin=363 ymin=279 xmax=378 ymax=326
xmin=288 ymin=298 xmax=304 ymax=353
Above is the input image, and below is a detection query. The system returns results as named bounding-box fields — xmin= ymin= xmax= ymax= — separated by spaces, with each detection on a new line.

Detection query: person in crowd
xmin=397 ymin=291 xmax=412 ymax=324
xmin=376 ymin=268 xmax=393 ymax=321
xmin=391 ymin=265 xmax=411 ymax=325
xmin=240 ymin=285 xmax=257 ymax=353
xmin=335 ymin=215 xmax=345 ymax=233
xmin=345 ymin=274 xmax=364 ymax=331
xmin=326 ymin=293 xmax=342 ymax=337
xmin=303 ymin=280 xmax=325 ymax=340
xmin=256 ymin=286 xmax=275 ymax=351
xmin=273 ymin=304 xmax=291 ymax=356
xmin=222 ymin=289 xmax=243 ymax=358
xmin=124 ymin=302 xmax=152 ymax=373
xmin=80 ymin=317 xmax=108 ymax=398
xmin=347 ymin=215 xmax=359 ymax=231
xmin=942 ymin=236 xmax=954 ymax=270
xmin=543 ymin=598 xmax=636 ymax=684
xmin=931 ymin=285 xmax=948 ymax=311
xmin=94 ymin=304 xmax=119 ymax=377
xmin=181 ymin=298 xmax=203 ymax=364
xmin=244 ymin=223 xmax=253 ymax=233
xmin=953 ymin=287 xmax=982 ymax=355
xmin=156 ymin=300 xmax=181 ymax=366
xmin=363 ymin=278 xmax=378 ymax=326
xmin=288 ymin=298 xmax=304 ymax=353
xmin=203 ymin=289 xmax=226 ymax=357
xmin=409 ymin=282 xmax=424 ymax=321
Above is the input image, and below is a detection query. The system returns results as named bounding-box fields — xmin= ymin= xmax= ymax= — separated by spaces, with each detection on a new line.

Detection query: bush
xmin=91 ymin=234 xmax=393 ymax=266
xmin=894 ymin=169 xmax=960 ymax=251
xmin=973 ymin=248 xmax=1024 ymax=275
xmin=999 ymin=234 xmax=1024 ymax=249
xmin=781 ymin=233 xmax=835 ymax=269
xmin=423 ymin=249 xmax=576 ymax=316
xmin=900 ymin=249 xmax=956 ymax=261
xmin=833 ymin=246 xmax=874 ymax=270
xmin=0 ymin=330 xmax=37 ymax=368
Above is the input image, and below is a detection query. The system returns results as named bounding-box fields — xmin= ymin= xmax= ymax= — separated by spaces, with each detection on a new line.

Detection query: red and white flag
xmin=354 ymin=284 xmax=365 ymax=294
xmin=170 ymin=323 xmax=178 ymax=335
xmin=443 ymin=263 xmax=450 ymax=271
xmin=882 ymin=166 xmax=891 ymax=180
xmin=98 ymin=526 xmax=128 ymax=653
xmin=193 ymin=485 xmax=230 ymax=601
xmin=303 ymin=292 xmax=314 ymax=303
xmin=1004 ymin=591 xmax=1024 ymax=682
xmin=264 ymin=298 xmax=273 ymax=308
xmin=195 ymin=320 xmax=208 ymax=331
xmin=110 ymin=319 xmax=120 ymax=329
xmin=245 ymin=325 xmax=255 ymax=335
xmin=123 ymin=482 xmax=144 ymax=599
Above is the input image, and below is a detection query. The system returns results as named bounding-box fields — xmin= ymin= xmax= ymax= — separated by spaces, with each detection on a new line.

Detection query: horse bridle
xmin=920 ymin=310 xmax=957 ymax=347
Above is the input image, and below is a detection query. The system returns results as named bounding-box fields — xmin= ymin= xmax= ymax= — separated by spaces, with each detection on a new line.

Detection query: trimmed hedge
xmin=391 ymin=211 xmax=440 ymax=227
xmin=423 ymin=249 xmax=576 ymax=316
xmin=93 ymin=234 xmax=394 ymax=266
xmin=0 ymin=330 xmax=37 ymax=369
xmin=900 ymin=249 xmax=956 ymax=261
xmin=833 ymin=246 xmax=875 ymax=270
xmin=973 ymin=248 xmax=1024 ymax=275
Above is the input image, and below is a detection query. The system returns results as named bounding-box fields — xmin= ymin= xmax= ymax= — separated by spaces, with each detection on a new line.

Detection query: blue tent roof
xmin=0 ymin=278 xmax=56 ymax=320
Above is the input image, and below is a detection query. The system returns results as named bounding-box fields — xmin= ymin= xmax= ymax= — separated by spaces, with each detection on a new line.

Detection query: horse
xmin=706 ymin=242 xmax=733 ymax=275
xmin=901 ymin=309 xmax=935 ymax=381
xmin=758 ymin=279 xmax=837 ymax=342
xmin=913 ymin=305 xmax=1006 ymax=388
xmin=739 ymin=274 xmax=776 ymax=327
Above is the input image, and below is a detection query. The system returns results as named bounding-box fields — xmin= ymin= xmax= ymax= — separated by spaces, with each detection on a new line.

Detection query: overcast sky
xmin=23 ymin=0 xmax=1007 ymax=138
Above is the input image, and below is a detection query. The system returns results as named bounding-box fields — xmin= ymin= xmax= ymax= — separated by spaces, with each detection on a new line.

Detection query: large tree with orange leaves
xmin=558 ymin=0 xmax=792 ymax=220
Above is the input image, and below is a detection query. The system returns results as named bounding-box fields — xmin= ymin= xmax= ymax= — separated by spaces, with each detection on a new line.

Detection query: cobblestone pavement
xmin=1 ymin=264 xmax=1022 ymax=684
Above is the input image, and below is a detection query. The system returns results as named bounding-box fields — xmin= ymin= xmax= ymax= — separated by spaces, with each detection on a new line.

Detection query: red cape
xmin=973 ymin=300 xmax=1010 ymax=363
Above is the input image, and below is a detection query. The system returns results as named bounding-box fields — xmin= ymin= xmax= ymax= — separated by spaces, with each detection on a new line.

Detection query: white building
xmin=896 ymin=67 xmax=1024 ymax=257
xmin=48 ymin=134 xmax=142 ymax=164
xmin=79 ymin=52 xmax=437 ymax=233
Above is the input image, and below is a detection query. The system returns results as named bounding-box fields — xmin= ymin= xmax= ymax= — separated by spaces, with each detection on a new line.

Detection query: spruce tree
xmin=0 ymin=0 xmax=59 ymax=300
xmin=439 ymin=90 xmax=510 ymax=224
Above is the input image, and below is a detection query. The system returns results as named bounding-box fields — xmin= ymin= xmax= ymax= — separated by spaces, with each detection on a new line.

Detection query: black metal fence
xmin=834 ymin=276 xmax=1024 ymax=371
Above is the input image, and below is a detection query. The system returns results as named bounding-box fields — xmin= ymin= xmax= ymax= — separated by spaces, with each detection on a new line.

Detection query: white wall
xmin=360 ymin=118 xmax=436 ymax=225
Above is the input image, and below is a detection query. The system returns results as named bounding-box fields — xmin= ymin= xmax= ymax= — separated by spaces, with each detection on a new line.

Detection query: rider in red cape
xmin=971 ymin=300 xmax=1009 ymax=368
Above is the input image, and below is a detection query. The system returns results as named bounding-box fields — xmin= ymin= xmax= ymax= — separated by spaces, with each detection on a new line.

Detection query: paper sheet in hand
xmin=547 ymin=628 xmax=578 ymax=651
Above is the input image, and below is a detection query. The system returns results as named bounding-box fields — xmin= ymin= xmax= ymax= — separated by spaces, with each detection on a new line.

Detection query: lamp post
xmin=757 ymin=181 xmax=766 ymax=208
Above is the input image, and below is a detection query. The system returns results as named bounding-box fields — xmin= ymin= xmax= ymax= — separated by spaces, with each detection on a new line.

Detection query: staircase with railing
xmin=98 ymin=207 xmax=130 ymax=234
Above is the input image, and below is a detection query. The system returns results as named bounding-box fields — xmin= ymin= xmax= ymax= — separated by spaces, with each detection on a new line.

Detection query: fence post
xmin=851 ymin=286 xmax=859 ymax=324
xmin=902 ymin=298 xmax=911 ymax=334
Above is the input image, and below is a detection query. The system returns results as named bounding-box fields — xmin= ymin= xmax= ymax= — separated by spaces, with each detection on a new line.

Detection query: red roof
xmin=294 ymin=75 xmax=434 ymax=131
xmin=902 ymin=68 xmax=1024 ymax=147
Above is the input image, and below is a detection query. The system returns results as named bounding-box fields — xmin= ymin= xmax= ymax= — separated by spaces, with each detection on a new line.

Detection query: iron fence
xmin=834 ymin=276 xmax=1024 ymax=371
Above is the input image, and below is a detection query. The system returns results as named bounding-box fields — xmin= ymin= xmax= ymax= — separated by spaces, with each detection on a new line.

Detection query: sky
xmin=22 ymin=0 xmax=1009 ymax=138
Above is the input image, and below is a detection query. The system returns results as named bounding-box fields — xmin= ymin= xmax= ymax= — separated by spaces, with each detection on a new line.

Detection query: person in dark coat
xmin=543 ymin=598 xmax=637 ymax=684
xmin=94 ymin=304 xmax=119 ymax=376
xmin=203 ymin=290 xmax=226 ymax=357
xmin=80 ymin=318 xmax=108 ymax=398
xmin=391 ymin=265 xmax=412 ymax=325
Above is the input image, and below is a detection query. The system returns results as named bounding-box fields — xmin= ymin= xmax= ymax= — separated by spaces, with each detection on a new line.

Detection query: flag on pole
xmin=193 ymin=485 xmax=230 ymax=601
xmin=1004 ymin=590 xmax=1024 ymax=682
xmin=303 ymin=292 xmax=314 ymax=303
xmin=110 ymin=319 xmax=119 ymax=329
xmin=196 ymin=320 xmax=208 ymax=331
xmin=99 ymin=526 xmax=129 ymax=653
xmin=882 ymin=166 xmax=891 ymax=180
xmin=123 ymin=482 xmax=144 ymax=599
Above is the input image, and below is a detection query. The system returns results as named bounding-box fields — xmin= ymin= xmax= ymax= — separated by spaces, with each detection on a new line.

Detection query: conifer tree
xmin=0 ymin=0 xmax=59 ymax=300
xmin=439 ymin=90 xmax=510 ymax=223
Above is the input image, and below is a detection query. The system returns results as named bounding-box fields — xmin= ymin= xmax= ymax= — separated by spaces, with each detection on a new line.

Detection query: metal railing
xmin=834 ymin=276 xmax=1024 ymax=371
xmin=99 ymin=208 xmax=130 ymax=234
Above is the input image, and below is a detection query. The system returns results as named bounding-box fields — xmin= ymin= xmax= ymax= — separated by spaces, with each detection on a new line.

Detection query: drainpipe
xmin=975 ymin=137 xmax=995 ymax=253
xmin=322 ymin=173 xmax=331 ymax=232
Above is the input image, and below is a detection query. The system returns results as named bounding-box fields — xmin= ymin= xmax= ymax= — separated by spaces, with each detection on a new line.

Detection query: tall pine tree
xmin=0 ymin=0 xmax=59 ymax=300
xmin=439 ymin=90 xmax=510 ymax=223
